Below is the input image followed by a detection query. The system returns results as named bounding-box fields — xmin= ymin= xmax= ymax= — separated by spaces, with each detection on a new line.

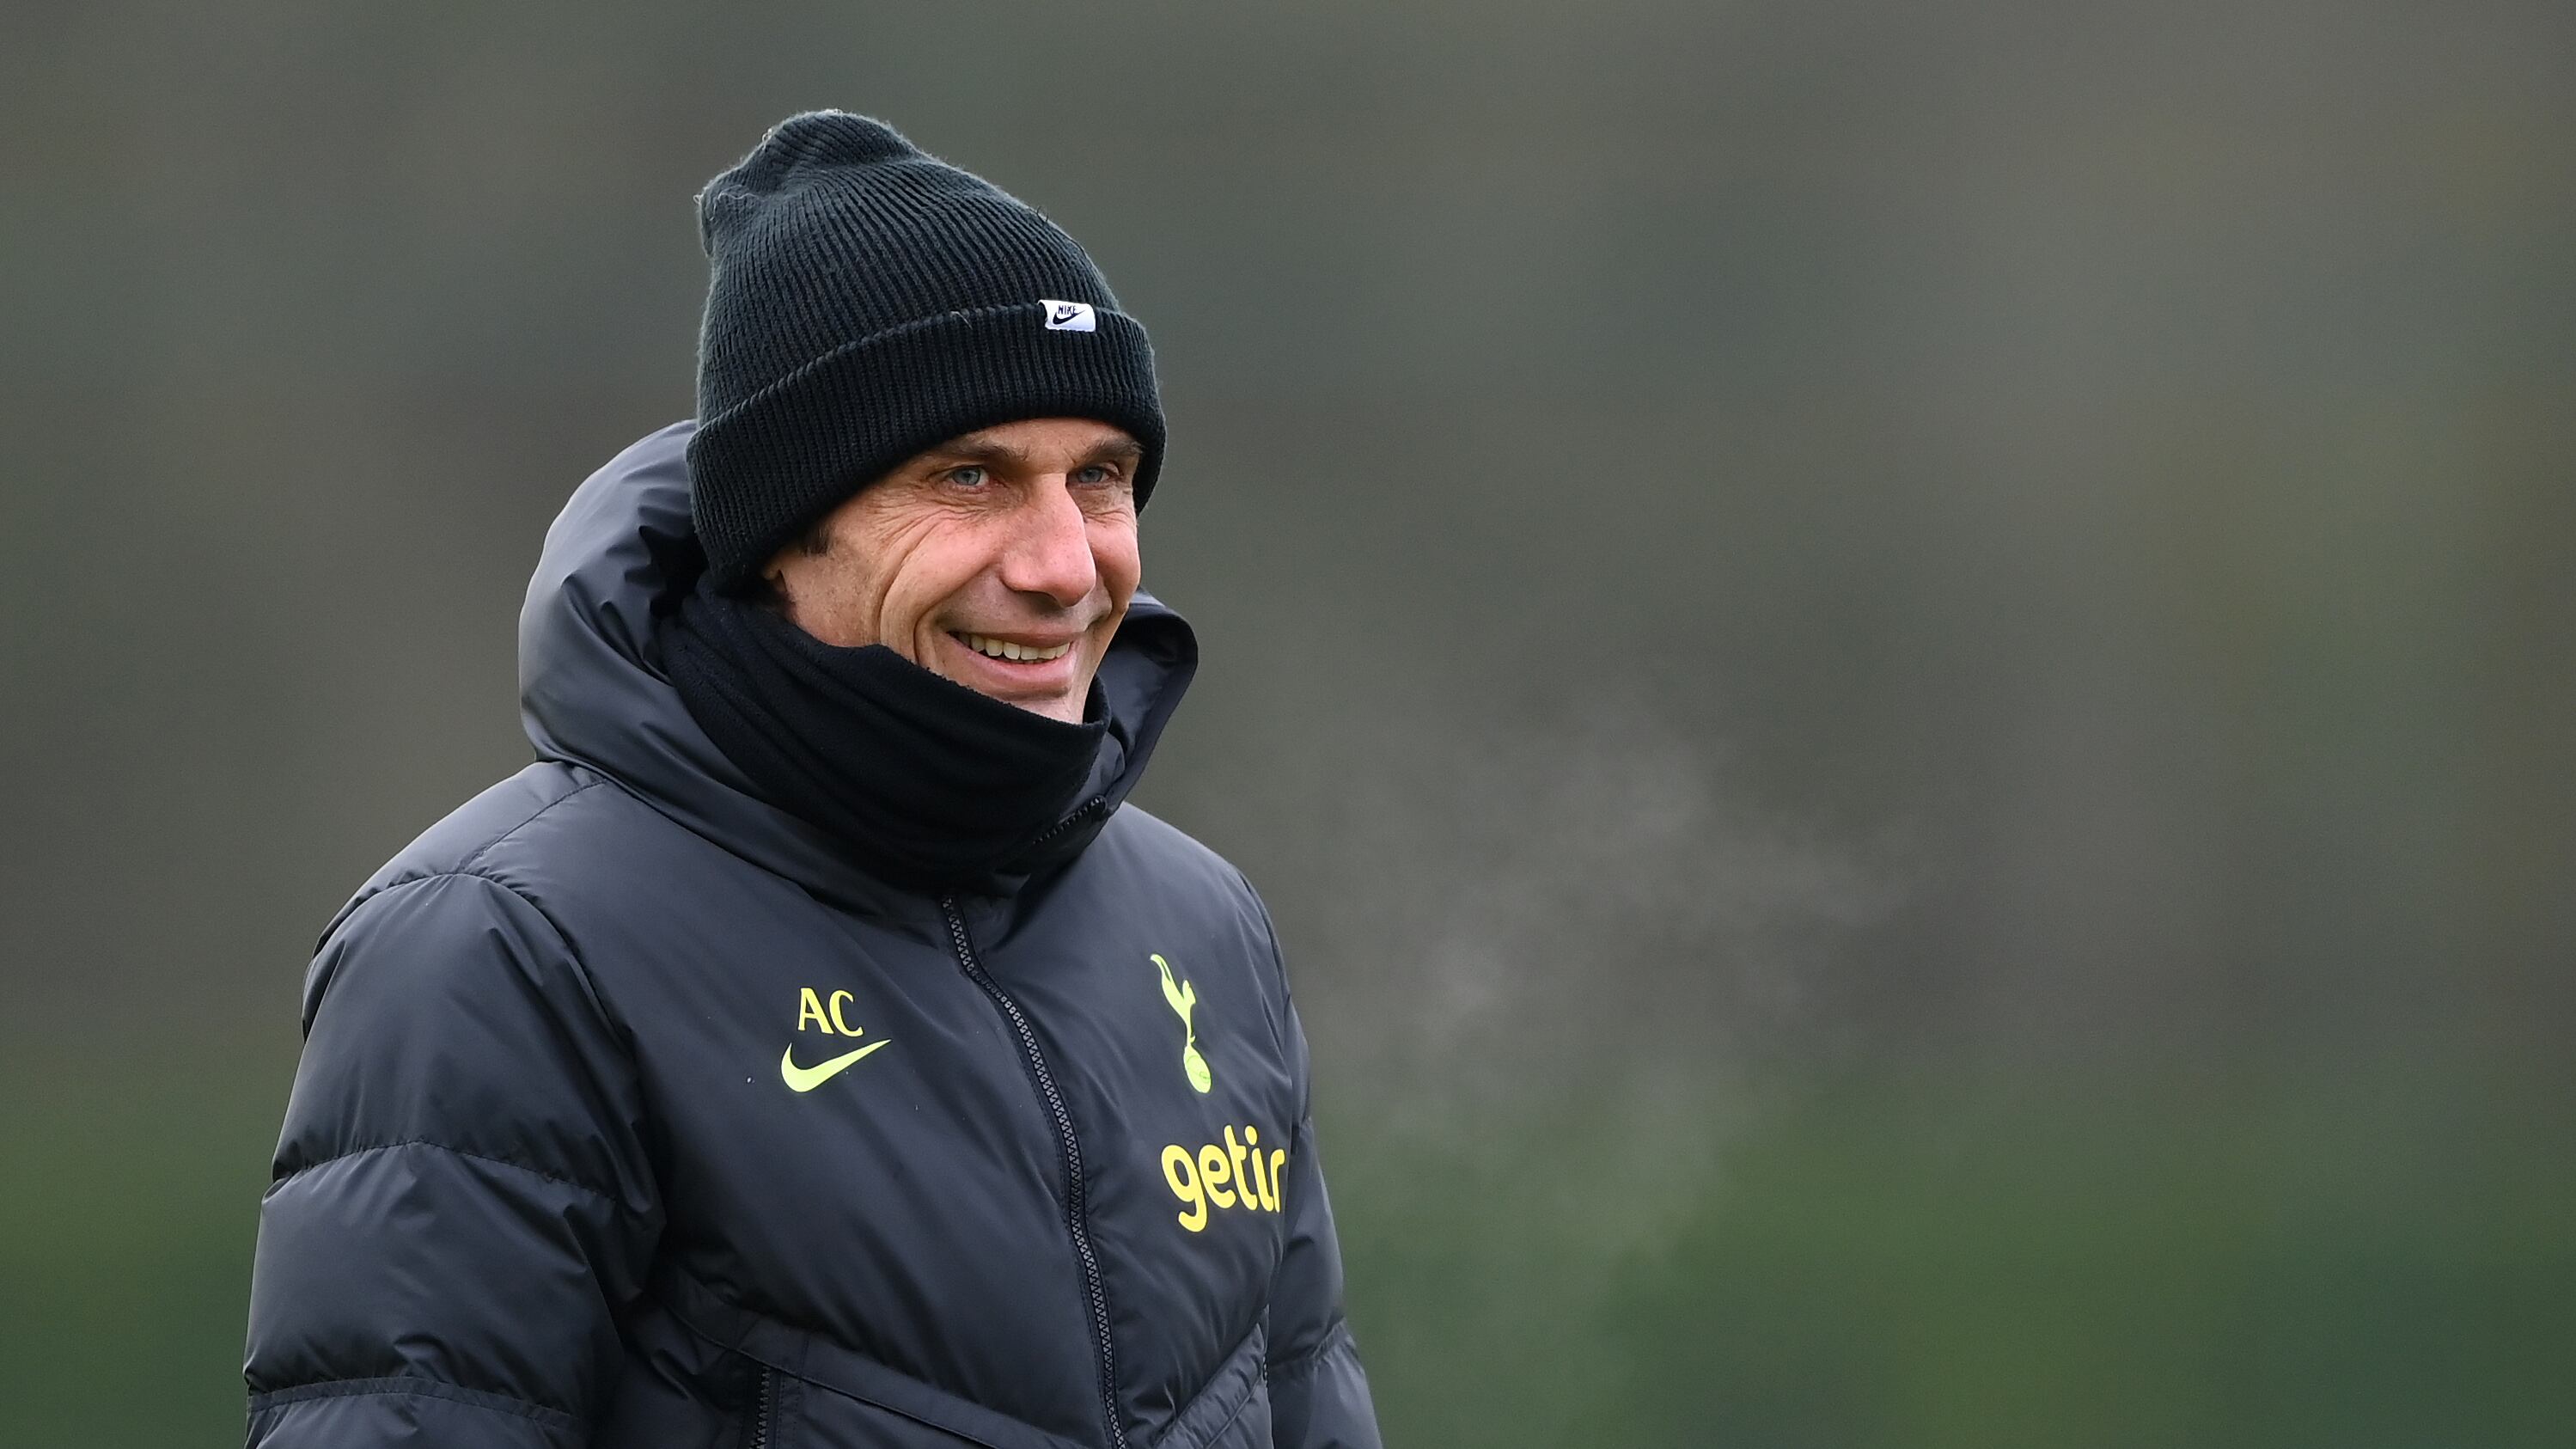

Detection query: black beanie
xmin=686 ymin=112 xmax=1165 ymax=592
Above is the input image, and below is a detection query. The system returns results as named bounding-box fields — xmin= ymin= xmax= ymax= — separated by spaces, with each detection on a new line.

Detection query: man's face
xmin=763 ymin=417 xmax=1144 ymax=724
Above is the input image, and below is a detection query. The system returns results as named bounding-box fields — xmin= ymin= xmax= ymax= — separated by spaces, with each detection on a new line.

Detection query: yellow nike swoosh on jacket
xmin=779 ymin=1040 xmax=891 ymax=1092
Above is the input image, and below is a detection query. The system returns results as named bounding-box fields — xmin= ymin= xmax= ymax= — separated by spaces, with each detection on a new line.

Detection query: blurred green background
xmin=3 ymin=3 xmax=2569 ymax=1445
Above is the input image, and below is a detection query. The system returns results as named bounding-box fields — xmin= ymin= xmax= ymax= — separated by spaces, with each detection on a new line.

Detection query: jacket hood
xmin=518 ymin=420 xmax=1197 ymax=910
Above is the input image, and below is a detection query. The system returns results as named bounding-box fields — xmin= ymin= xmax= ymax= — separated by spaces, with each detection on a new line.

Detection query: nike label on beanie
xmin=1041 ymin=300 xmax=1097 ymax=332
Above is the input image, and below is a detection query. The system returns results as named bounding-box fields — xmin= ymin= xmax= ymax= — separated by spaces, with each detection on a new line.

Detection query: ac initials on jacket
xmin=796 ymin=987 xmax=869 ymax=1037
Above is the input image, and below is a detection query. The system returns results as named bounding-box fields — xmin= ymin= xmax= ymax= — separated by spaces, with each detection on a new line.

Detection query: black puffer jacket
xmin=244 ymin=423 xmax=1380 ymax=1449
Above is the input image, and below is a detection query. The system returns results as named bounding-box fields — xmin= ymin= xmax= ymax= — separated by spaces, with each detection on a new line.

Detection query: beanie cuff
xmin=686 ymin=302 xmax=1165 ymax=591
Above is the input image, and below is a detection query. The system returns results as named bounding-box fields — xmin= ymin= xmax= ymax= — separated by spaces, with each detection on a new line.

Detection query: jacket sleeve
xmin=1263 ymin=999 xmax=1383 ymax=1449
xmin=244 ymin=871 xmax=661 ymax=1448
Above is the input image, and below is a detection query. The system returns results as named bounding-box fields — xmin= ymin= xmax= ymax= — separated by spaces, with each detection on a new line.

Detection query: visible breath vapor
xmin=1267 ymin=697 xmax=1909 ymax=1246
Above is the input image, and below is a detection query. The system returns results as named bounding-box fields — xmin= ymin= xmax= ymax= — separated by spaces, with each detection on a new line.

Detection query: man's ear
xmin=728 ymin=547 xmax=794 ymax=613
xmin=750 ymin=511 xmax=836 ymax=612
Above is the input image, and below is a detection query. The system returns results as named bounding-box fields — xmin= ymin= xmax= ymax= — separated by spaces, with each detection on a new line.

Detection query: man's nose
xmin=997 ymin=477 xmax=1100 ymax=608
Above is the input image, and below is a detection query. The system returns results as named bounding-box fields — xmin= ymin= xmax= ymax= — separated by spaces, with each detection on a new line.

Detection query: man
xmin=244 ymin=112 xmax=1381 ymax=1449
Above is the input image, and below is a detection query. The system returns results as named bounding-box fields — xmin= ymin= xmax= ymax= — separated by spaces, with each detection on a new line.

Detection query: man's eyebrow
xmin=919 ymin=433 xmax=1145 ymax=467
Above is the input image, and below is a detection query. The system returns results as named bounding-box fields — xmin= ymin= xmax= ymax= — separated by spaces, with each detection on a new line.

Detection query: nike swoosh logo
xmin=779 ymin=1040 xmax=892 ymax=1092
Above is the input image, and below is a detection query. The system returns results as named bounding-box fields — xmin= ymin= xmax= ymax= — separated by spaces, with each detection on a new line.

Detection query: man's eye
xmin=945 ymin=465 xmax=988 ymax=487
xmin=1072 ymin=464 xmax=1121 ymax=486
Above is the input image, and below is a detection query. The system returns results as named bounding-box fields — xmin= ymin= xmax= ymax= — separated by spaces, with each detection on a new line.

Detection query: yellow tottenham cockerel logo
xmin=1151 ymin=952 xmax=1212 ymax=1093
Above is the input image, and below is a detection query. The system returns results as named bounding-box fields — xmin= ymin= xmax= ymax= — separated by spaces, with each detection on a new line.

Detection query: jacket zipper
xmin=744 ymin=1366 xmax=773 ymax=1449
xmin=1022 ymin=794 xmax=1108 ymax=856
xmin=942 ymin=894 xmax=1129 ymax=1449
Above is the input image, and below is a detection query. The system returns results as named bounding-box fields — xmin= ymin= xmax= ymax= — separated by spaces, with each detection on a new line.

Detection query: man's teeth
xmin=962 ymin=633 xmax=1071 ymax=663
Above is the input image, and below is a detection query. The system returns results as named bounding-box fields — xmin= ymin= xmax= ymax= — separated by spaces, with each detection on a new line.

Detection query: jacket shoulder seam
xmin=247 ymin=1373 xmax=583 ymax=1431
xmin=449 ymin=774 xmax=610 ymax=879
xmin=270 ymin=1136 xmax=622 ymax=1208
xmin=325 ymin=775 xmax=610 ymax=948
xmin=335 ymin=861 xmax=638 ymax=1058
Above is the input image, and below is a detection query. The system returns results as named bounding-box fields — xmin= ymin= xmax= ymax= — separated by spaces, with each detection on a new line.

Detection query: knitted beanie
xmin=686 ymin=112 xmax=1165 ymax=591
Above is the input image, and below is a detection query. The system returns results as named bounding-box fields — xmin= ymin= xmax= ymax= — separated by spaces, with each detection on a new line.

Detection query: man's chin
xmin=1006 ymin=687 xmax=1090 ymax=725
xmin=925 ymin=666 xmax=1090 ymax=724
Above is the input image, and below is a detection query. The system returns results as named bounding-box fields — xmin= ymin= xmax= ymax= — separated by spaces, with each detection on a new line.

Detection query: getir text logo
xmin=1160 ymin=1124 xmax=1285 ymax=1232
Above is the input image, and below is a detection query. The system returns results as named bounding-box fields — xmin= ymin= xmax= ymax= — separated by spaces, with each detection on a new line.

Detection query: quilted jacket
xmin=243 ymin=423 xmax=1380 ymax=1449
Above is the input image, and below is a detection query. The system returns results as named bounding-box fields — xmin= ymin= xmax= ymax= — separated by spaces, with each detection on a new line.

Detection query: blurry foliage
xmin=1328 ymin=1065 xmax=2576 ymax=1447
xmin=1588 ymin=1067 xmax=2576 ymax=1448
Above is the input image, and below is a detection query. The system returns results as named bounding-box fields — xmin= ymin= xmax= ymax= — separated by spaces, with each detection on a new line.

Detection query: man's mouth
xmin=955 ymin=633 xmax=1072 ymax=663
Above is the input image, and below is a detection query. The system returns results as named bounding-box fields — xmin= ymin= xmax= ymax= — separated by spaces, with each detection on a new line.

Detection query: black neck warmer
xmin=661 ymin=582 xmax=1112 ymax=892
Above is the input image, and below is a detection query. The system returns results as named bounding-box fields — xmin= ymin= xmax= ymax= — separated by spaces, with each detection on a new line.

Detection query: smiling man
xmin=764 ymin=419 xmax=1147 ymax=723
xmin=244 ymin=113 xmax=1380 ymax=1449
